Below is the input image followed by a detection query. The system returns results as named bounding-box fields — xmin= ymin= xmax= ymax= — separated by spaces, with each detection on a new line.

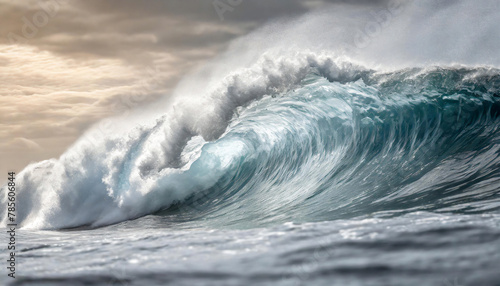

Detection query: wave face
xmin=3 ymin=58 xmax=500 ymax=229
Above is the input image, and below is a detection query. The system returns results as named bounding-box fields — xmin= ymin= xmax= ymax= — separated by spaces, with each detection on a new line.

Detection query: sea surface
xmin=7 ymin=212 xmax=500 ymax=286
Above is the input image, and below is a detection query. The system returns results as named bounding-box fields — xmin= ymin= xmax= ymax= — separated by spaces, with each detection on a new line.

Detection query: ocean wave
xmin=2 ymin=55 xmax=500 ymax=229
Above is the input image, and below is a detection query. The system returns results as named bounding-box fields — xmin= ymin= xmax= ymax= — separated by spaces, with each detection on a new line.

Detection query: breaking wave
xmin=3 ymin=56 xmax=500 ymax=229
xmin=2 ymin=0 xmax=500 ymax=229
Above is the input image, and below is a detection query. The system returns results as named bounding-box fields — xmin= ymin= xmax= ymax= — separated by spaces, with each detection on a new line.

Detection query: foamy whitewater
xmin=2 ymin=1 xmax=500 ymax=285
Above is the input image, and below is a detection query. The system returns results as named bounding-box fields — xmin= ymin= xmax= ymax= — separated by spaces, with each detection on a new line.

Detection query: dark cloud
xmin=1 ymin=0 xmax=392 ymax=63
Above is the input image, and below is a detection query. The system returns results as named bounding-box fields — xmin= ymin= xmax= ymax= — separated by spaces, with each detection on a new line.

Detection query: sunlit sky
xmin=0 ymin=0 xmax=388 ymax=175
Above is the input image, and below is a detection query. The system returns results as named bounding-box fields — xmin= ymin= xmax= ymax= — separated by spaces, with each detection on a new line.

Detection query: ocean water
xmin=3 ymin=66 xmax=500 ymax=285
xmin=11 ymin=213 xmax=500 ymax=285
xmin=3 ymin=1 xmax=500 ymax=285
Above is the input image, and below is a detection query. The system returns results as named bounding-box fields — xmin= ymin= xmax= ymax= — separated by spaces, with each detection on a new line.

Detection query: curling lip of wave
xmin=2 ymin=56 xmax=500 ymax=230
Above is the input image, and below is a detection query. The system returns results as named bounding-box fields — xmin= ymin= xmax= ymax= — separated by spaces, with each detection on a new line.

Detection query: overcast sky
xmin=0 ymin=0 xmax=391 ymax=174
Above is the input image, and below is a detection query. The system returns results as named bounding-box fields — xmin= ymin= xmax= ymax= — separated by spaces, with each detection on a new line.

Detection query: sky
xmin=0 ymin=0 xmax=392 ymax=175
